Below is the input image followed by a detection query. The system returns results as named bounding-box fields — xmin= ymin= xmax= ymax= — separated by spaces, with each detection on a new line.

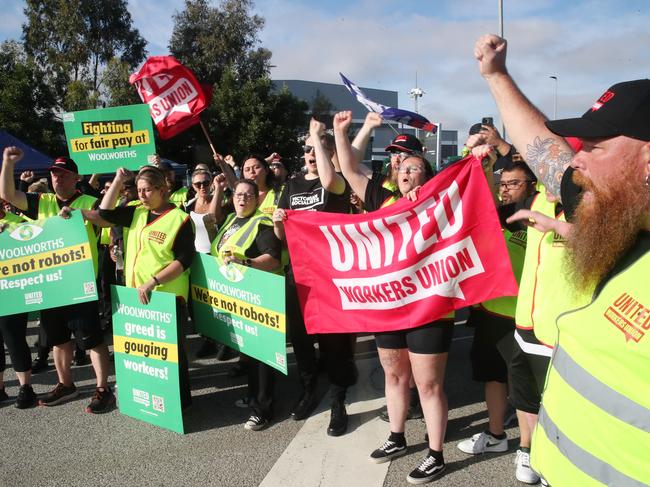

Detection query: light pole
xmin=409 ymin=71 xmax=425 ymax=140
xmin=550 ymin=76 xmax=558 ymax=119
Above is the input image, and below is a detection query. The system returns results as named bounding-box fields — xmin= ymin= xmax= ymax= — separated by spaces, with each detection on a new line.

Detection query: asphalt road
xmin=0 ymin=321 xmax=526 ymax=487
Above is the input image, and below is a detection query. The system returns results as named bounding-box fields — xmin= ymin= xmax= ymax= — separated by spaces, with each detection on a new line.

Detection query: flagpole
xmin=199 ymin=120 xmax=218 ymax=156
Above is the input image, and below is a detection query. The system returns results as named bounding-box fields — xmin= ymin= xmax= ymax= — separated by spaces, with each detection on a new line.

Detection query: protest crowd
xmin=1 ymin=33 xmax=649 ymax=487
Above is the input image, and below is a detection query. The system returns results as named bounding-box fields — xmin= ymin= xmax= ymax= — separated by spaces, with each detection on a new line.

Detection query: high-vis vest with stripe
xmin=38 ymin=193 xmax=99 ymax=276
xmin=124 ymin=205 xmax=191 ymax=300
xmin=480 ymin=228 xmax=526 ymax=318
xmin=515 ymin=193 xmax=553 ymax=330
xmin=210 ymin=211 xmax=281 ymax=274
xmin=531 ymin=251 xmax=650 ymax=487
xmin=258 ymin=187 xmax=283 ymax=216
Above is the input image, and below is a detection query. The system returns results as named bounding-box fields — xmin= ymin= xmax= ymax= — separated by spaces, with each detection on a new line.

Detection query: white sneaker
xmin=457 ymin=431 xmax=508 ymax=454
xmin=515 ymin=449 xmax=540 ymax=484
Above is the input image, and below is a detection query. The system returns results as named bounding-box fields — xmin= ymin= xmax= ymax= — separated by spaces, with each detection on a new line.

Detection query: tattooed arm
xmin=474 ymin=34 xmax=574 ymax=200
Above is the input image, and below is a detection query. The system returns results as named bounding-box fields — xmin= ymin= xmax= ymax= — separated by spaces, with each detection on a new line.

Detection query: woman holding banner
xmin=0 ymin=201 xmax=38 ymax=409
xmin=241 ymin=155 xmax=284 ymax=216
xmin=333 ymin=111 xmax=453 ymax=484
xmin=208 ymin=178 xmax=282 ymax=430
xmin=72 ymin=165 xmax=195 ymax=409
xmin=272 ymin=119 xmax=356 ymax=437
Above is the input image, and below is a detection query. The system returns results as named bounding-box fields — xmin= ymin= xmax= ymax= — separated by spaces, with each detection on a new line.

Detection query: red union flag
xmin=129 ymin=56 xmax=211 ymax=140
xmin=284 ymin=156 xmax=518 ymax=334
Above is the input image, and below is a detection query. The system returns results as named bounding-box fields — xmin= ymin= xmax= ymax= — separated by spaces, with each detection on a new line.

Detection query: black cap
xmin=49 ymin=157 xmax=79 ymax=174
xmin=384 ymin=134 xmax=423 ymax=154
xmin=546 ymin=79 xmax=650 ymax=142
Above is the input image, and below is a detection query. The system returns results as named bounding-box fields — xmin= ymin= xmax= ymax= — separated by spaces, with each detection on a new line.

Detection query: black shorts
xmin=40 ymin=300 xmax=103 ymax=350
xmin=469 ymin=307 xmax=515 ymax=383
xmin=375 ymin=319 xmax=454 ymax=354
xmin=509 ymin=329 xmax=552 ymax=414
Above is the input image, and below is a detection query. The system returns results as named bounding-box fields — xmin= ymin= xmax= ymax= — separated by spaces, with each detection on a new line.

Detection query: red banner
xmin=284 ymin=156 xmax=518 ymax=334
xmin=129 ymin=56 xmax=211 ymax=140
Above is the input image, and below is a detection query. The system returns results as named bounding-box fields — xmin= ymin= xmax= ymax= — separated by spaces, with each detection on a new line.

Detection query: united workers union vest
xmin=514 ymin=194 xmax=591 ymax=347
xmin=169 ymin=187 xmax=188 ymax=209
xmin=38 ymin=193 xmax=99 ymax=276
xmin=480 ymin=228 xmax=527 ymax=318
xmin=258 ymin=187 xmax=283 ymax=216
xmin=124 ymin=205 xmax=191 ymax=300
xmin=210 ymin=211 xmax=282 ymax=274
xmin=532 ymin=251 xmax=650 ymax=486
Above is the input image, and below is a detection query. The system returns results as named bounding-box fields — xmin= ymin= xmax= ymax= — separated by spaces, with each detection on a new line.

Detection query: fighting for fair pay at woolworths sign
xmin=62 ymin=104 xmax=156 ymax=174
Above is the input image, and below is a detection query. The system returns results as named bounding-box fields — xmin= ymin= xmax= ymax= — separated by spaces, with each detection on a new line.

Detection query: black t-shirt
xmin=99 ymin=205 xmax=195 ymax=270
xmin=216 ymin=215 xmax=281 ymax=261
xmin=364 ymin=171 xmax=400 ymax=212
xmin=278 ymin=173 xmax=350 ymax=213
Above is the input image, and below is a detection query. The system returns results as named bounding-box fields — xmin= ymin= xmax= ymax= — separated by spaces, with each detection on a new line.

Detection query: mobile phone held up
xmin=482 ymin=117 xmax=493 ymax=127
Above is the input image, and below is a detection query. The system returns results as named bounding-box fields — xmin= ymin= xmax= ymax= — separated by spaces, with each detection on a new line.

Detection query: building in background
xmin=273 ymin=80 xmax=458 ymax=171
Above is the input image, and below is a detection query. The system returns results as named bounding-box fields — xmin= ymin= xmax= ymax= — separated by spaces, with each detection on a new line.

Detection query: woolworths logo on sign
xmin=9 ymin=223 xmax=43 ymax=242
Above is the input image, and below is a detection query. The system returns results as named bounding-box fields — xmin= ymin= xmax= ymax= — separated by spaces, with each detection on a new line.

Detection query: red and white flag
xmin=129 ymin=56 xmax=212 ymax=140
xmin=284 ymin=156 xmax=518 ymax=334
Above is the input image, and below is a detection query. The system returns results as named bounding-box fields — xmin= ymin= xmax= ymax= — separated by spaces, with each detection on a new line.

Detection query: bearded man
xmin=474 ymin=34 xmax=650 ymax=486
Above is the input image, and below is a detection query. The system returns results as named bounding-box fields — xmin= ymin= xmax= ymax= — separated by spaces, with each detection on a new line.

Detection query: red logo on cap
xmin=591 ymin=90 xmax=615 ymax=111
xmin=395 ymin=135 xmax=408 ymax=142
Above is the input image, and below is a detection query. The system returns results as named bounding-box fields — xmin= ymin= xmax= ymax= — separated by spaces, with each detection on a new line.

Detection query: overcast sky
xmin=2 ymin=0 xmax=649 ymax=138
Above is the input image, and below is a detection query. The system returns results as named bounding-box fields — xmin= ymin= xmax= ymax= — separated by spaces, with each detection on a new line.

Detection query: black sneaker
xmin=327 ymin=401 xmax=348 ymax=437
xmin=291 ymin=391 xmax=318 ymax=421
xmin=370 ymin=438 xmax=407 ymax=464
xmin=407 ymin=454 xmax=446 ymax=484
xmin=379 ymin=402 xmax=424 ymax=422
xmin=31 ymin=356 xmax=51 ymax=374
xmin=15 ymin=385 xmax=37 ymax=409
xmin=85 ymin=387 xmax=116 ymax=414
xmin=244 ymin=415 xmax=269 ymax=431
xmin=40 ymin=383 xmax=78 ymax=406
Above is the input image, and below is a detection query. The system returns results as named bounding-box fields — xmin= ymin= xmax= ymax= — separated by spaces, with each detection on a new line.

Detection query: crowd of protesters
xmin=1 ymin=33 xmax=649 ymax=486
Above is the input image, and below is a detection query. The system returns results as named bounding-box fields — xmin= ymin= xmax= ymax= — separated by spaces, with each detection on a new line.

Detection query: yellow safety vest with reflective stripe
xmin=515 ymin=193 xmax=555 ymax=330
xmin=532 ymin=251 xmax=650 ymax=486
xmin=210 ymin=211 xmax=282 ymax=274
xmin=257 ymin=186 xmax=289 ymax=267
xmin=124 ymin=205 xmax=191 ymax=300
xmin=258 ymin=186 xmax=283 ymax=216
xmin=169 ymin=187 xmax=188 ymax=209
xmin=38 ymin=193 xmax=99 ymax=276
xmin=480 ymin=228 xmax=526 ymax=318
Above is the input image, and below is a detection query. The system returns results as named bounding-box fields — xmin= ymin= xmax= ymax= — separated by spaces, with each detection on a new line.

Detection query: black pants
xmin=248 ymin=359 xmax=275 ymax=420
xmin=0 ymin=313 xmax=31 ymax=373
xmin=175 ymin=300 xmax=192 ymax=409
xmin=286 ymin=275 xmax=357 ymax=402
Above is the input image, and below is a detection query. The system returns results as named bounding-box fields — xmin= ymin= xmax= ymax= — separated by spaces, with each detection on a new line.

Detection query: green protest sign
xmin=62 ymin=104 xmax=156 ymax=174
xmin=0 ymin=212 xmax=97 ymax=316
xmin=111 ymin=285 xmax=184 ymax=434
xmin=190 ymin=253 xmax=287 ymax=374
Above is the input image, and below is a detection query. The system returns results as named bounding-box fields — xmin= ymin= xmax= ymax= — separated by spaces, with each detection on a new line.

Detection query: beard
xmin=566 ymin=169 xmax=650 ymax=292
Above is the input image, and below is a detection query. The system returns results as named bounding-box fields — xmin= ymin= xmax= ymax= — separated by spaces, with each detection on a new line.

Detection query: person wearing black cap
xmin=0 ymin=150 xmax=114 ymax=413
xmin=475 ymin=33 xmax=650 ymax=486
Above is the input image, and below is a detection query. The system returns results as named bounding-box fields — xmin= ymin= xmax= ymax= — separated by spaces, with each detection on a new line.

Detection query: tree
xmin=163 ymin=0 xmax=308 ymax=168
xmin=22 ymin=0 xmax=147 ymax=111
xmin=0 ymin=40 xmax=65 ymax=155
xmin=169 ymin=0 xmax=269 ymax=85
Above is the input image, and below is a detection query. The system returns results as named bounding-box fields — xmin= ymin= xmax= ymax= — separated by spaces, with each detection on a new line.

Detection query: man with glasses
xmin=499 ymin=161 xmax=537 ymax=205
